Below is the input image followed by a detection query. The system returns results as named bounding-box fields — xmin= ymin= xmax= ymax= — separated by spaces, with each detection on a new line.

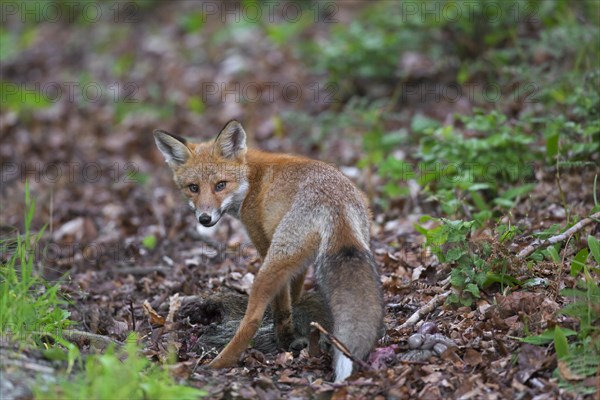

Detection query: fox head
xmin=154 ymin=120 xmax=249 ymax=227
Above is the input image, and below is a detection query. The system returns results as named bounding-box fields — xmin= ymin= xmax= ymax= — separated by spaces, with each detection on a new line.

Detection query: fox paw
xmin=208 ymin=354 xmax=239 ymax=369
xmin=289 ymin=337 xmax=309 ymax=353
xmin=275 ymin=328 xmax=295 ymax=349
xmin=277 ymin=330 xmax=308 ymax=354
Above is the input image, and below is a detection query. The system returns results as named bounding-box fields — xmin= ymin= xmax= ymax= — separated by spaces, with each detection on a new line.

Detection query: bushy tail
xmin=317 ymin=246 xmax=384 ymax=382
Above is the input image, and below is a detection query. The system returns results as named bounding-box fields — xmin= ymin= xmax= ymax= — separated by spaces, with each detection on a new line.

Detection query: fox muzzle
xmin=198 ymin=213 xmax=214 ymax=227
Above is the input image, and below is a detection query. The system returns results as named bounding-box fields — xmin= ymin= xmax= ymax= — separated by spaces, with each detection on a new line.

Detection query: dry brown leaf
xmin=227 ymin=272 xmax=255 ymax=293
xmin=464 ymin=348 xmax=483 ymax=367
xmin=107 ymin=319 xmax=129 ymax=337
xmin=421 ymin=371 xmax=443 ymax=383
xmin=518 ymin=344 xmax=546 ymax=370
xmin=278 ymin=372 xmax=307 ymax=385
xmin=275 ymin=351 xmax=293 ymax=366
xmin=166 ymin=293 xmax=181 ymax=325
xmin=172 ymin=361 xmax=195 ymax=378
xmin=557 ymin=360 xmax=585 ymax=381
xmin=142 ymin=300 xmax=165 ymax=326
xmin=331 ymin=387 xmax=349 ymax=400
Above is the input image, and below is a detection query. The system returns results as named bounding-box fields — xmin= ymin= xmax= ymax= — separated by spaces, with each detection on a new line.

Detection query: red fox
xmin=154 ymin=120 xmax=383 ymax=381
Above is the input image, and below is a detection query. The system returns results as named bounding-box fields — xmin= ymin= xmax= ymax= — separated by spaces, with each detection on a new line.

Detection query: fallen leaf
xmin=464 ymin=348 xmax=483 ymax=367
xmin=166 ymin=293 xmax=181 ymax=326
xmin=228 ymin=272 xmax=255 ymax=293
xmin=278 ymin=373 xmax=307 ymax=385
xmin=557 ymin=360 xmax=585 ymax=381
xmin=275 ymin=351 xmax=293 ymax=366
xmin=143 ymin=300 xmax=165 ymax=325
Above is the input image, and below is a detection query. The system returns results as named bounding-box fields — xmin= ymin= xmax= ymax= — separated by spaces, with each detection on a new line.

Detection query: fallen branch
xmin=33 ymin=329 xmax=122 ymax=349
xmin=397 ymin=290 xmax=451 ymax=331
xmin=516 ymin=212 xmax=600 ymax=259
xmin=56 ymin=329 xmax=123 ymax=350
xmin=310 ymin=322 xmax=371 ymax=371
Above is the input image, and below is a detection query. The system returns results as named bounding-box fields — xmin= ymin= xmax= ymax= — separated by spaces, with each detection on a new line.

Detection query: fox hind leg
xmin=273 ymin=266 xmax=309 ymax=349
xmin=272 ymin=284 xmax=296 ymax=349
xmin=290 ymin=269 xmax=307 ymax=304
xmin=209 ymin=234 xmax=318 ymax=368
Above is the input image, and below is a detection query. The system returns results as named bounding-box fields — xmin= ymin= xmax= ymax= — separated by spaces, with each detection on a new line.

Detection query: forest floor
xmin=1 ymin=1 xmax=599 ymax=399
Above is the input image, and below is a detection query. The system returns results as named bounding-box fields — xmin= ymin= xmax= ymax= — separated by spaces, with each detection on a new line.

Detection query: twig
xmin=310 ymin=322 xmax=371 ymax=371
xmin=64 ymin=330 xmax=123 ymax=348
xmin=555 ymin=157 xmax=571 ymax=225
xmin=129 ymin=298 xmax=136 ymax=331
xmin=35 ymin=329 xmax=124 ymax=350
xmin=438 ymin=276 xmax=451 ymax=287
xmin=557 ymin=233 xmax=574 ymax=300
xmin=394 ymin=278 xmax=451 ymax=331
xmin=516 ymin=212 xmax=600 ymax=259
xmin=398 ymin=290 xmax=451 ymax=330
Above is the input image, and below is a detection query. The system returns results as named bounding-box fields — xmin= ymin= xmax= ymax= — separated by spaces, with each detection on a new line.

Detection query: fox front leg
xmin=207 ymin=285 xmax=271 ymax=368
xmin=208 ymin=261 xmax=295 ymax=368
xmin=208 ymin=235 xmax=317 ymax=368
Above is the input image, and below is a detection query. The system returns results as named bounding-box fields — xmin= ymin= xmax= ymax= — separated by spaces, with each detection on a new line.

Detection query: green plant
xmin=0 ymin=183 xmax=203 ymax=399
xmin=554 ymin=341 xmax=599 ymax=396
xmin=520 ymin=280 xmax=599 ymax=397
xmin=306 ymin=0 xmax=598 ymax=219
xmin=561 ymin=236 xmax=600 ymax=339
xmin=142 ymin=234 xmax=157 ymax=250
xmin=0 ymin=27 xmax=38 ymax=62
xmin=262 ymin=8 xmax=314 ymax=47
xmin=415 ymin=217 xmax=521 ymax=307
xmin=520 ymin=234 xmax=600 ymax=396
xmin=0 ymin=181 xmax=71 ymax=343
xmin=179 ymin=12 xmax=204 ymax=34
xmin=419 ymin=111 xmax=538 ymax=212
xmin=540 ymin=73 xmax=600 ymax=165
xmin=306 ymin=3 xmax=437 ymax=95
xmin=187 ymin=96 xmax=205 ymax=115
xmin=306 ymin=1 xmax=597 ymax=95
xmin=358 ymin=108 xmax=547 ymax=221
xmin=36 ymin=334 xmax=206 ymax=399
xmin=0 ymin=81 xmax=52 ymax=112
xmin=114 ymin=101 xmax=175 ymax=124
xmin=370 ymin=110 xmax=539 ymax=221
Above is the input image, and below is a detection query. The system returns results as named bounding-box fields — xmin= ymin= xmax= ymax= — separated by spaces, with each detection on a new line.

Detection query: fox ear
xmin=153 ymin=130 xmax=191 ymax=168
xmin=215 ymin=120 xmax=247 ymax=159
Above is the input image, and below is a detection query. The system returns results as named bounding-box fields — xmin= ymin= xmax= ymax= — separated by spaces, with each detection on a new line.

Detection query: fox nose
xmin=198 ymin=214 xmax=212 ymax=226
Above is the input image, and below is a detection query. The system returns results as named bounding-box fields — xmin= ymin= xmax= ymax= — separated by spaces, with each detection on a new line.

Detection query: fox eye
xmin=215 ymin=181 xmax=226 ymax=192
xmin=188 ymin=184 xmax=199 ymax=193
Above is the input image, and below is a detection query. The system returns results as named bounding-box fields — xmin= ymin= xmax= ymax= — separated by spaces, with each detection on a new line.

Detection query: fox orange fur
xmin=154 ymin=120 xmax=383 ymax=381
